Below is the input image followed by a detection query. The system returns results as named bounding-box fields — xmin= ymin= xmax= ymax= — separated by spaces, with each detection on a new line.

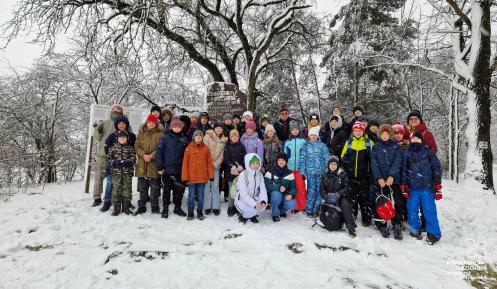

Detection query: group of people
xmin=91 ymin=103 xmax=443 ymax=245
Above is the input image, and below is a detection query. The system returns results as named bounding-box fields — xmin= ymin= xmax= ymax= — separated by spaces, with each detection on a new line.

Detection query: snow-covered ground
xmin=1 ymin=179 xmax=496 ymax=289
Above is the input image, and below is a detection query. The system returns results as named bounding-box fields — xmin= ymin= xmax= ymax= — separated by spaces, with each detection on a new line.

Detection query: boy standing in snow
xmin=299 ymin=127 xmax=329 ymax=217
xmin=106 ymin=131 xmax=136 ymax=216
xmin=401 ymin=131 xmax=443 ymax=245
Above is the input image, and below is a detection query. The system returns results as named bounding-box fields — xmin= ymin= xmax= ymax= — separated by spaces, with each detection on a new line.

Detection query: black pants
xmin=339 ymin=197 xmax=356 ymax=231
xmin=162 ymin=173 xmax=185 ymax=208
xmin=350 ymin=177 xmax=372 ymax=224
xmin=371 ymin=184 xmax=406 ymax=228
xmin=137 ymin=177 xmax=161 ymax=208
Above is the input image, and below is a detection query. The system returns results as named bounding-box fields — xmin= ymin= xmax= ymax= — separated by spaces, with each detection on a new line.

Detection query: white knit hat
xmin=242 ymin=111 xmax=253 ymax=119
xmin=308 ymin=126 xmax=320 ymax=137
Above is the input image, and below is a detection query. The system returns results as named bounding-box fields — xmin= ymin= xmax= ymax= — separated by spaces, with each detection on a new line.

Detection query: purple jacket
xmin=240 ymin=132 xmax=264 ymax=164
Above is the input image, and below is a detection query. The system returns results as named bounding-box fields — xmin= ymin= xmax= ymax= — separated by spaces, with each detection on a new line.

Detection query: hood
xmin=162 ymin=107 xmax=175 ymax=117
xmin=244 ymin=153 xmax=262 ymax=174
xmin=114 ymin=115 xmax=131 ymax=131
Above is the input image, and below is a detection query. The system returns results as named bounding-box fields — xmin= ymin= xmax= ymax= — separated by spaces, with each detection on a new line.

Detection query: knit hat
xmin=265 ymin=124 xmax=276 ymax=134
xmin=170 ymin=116 xmax=184 ymax=128
xmin=245 ymin=120 xmax=256 ymax=131
xmin=378 ymin=124 xmax=393 ymax=137
xmin=146 ymin=114 xmax=158 ymax=123
xmin=330 ymin=115 xmax=339 ymax=122
xmin=289 ymin=121 xmax=300 ymax=131
xmin=352 ymin=121 xmax=365 ymax=132
xmin=193 ymin=130 xmax=204 ymax=138
xmin=191 ymin=112 xmax=200 ymax=119
xmin=279 ymin=106 xmax=289 ymax=113
xmin=223 ymin=113 xmax=233 ymax=121
xmin=369 ymin=120 xmax=380 ymax=128
xmin=200 ymin=111 xmax=209 ymax=119
xmin=357 ymin=115 xmax=369 ymax=122
xmin=309 ymin=113 xmax=320 ymax=122
xmin=111 ymin=104 xmax=124 ymax=112
xmin=233 ymin=114 xmax=241 ymax=120
xmin=407 ymin=109 xmax=423 ymax=123
xmin=353 ymin=105 xmax=365 ymax=114
xmin=410 ymin=131 xmax=423 ymax=141
xmin=150 ymin=105 xmax=161 ymax=115
xmin=249 ymin=155 xmax=260 ymax=165
xmin=275 ymin=152 xmax=288 ymax=163
xmin=392 ymin=121 xmax=405 ymax=135
xmin=328 ymin=155 xmax=340 ymax=166
xmin=308 ymin=126 xmax=320 ymax=137
xmin=229 ymin=129 xmax=240 ymax=138
xmin=243 ymin=111 xmax=253 ymax=119
xmin=117 ymin=130 xmax=129 ymax=138
xmin=261 ymin=114 xmax=270 ymax=122
xmin=213 ymin=122 xmax=223 ymax=129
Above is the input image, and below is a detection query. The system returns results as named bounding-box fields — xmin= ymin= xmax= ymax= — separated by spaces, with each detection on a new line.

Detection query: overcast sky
xmin=0 ymin=0 xmax=364 ymax=73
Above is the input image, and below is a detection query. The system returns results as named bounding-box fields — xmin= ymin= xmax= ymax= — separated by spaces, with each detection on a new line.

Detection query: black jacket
xmin=156 ymin=131 xmax=188 ymax=175
xmin=319 ymin=169 xmax=350 ymax=202
xmin=222 ymin=141 xmax=247 ymax=182
xmin=329 ymin=129 xmax=349 ymax=157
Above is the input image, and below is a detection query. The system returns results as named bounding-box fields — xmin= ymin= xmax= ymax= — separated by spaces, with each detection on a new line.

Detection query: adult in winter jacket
xmin=240 ymin=121 xmax=264 ymax=162
xmin=371 ymin=124 xmax=405 ymax=240
xmin=234 ymin=153 xmax=268 ymax=223
xmin=283 ymin=121 xmax=306 ymax=172
xmin=319 ymin=156 xmax=356 ymax=237
xmin=264 ymin=153 xmax=296 ymax=222
xmin=320 ymin=115 xmax=344 ymax=154
xmin=203 ymin=125 xmax=227 ymax=215
xmin=92 ymin=104 xmax=124 ymax=207
xmin=133 ymin=115 xmax=164 ymax=215
xmin=401 ymin=131 xmax=442 ymax=245
xmin=273 ymin=106 xmax=295 ymax=142
xmin=106 ymin=131 xmax=136 ymax=216
xmin=404 ymin=110 xmax=438 ymax=154
xmin=156 ymin=116 xmax=189 ymax=218
xmin=302 ymin=113 xmax=322 ymax=140
xmin=299 ymin=127 xmax=329 ymax=217
xmin=222 ymin=129 xmax=246 ymax=216
xmin=160 ymin=106 xmax=175 ymax=134
xmin=100 ymin=115 xmax=136 ymax=212
xmin=262 ymin=124 xmax=282 ymax=172
xmin=182 ymin=131 xmax=215 ymax=221
xmin=341 ymin=121 xmax=374 ymax=226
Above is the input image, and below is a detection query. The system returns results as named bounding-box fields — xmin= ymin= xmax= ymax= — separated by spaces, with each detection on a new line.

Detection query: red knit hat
xmin=146 ymin=114 xmax=158 ymax=123
xmin=352 ymin=121 xmax=365 ymax=132
xmin=279 ymin=106 xmax=289 ymax=113
xmin=245 ymin=121 xmax=256 ymax=131
xmin=170 ymin=116 xmax=184 ymax=128
xmin=392 ymin=121 xmax=405 ymax=135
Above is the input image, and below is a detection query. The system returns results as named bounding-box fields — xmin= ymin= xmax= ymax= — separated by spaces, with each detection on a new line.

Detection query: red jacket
xmin=404 ymin=122 xmax=438 ymax=154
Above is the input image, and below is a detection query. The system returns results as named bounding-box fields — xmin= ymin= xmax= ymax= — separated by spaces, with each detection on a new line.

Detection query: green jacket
xmin=264 ymin=168 xmax=296 ymax=197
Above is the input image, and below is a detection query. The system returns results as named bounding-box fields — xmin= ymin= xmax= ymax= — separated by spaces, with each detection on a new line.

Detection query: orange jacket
xmin=181 ymin=142 xmax=215 ymax=184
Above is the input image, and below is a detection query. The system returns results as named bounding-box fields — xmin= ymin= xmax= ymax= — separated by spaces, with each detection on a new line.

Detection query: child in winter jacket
xmin=299 ymin=126 xmax=329 ymax=217
xmin=371 ymin=124 xmax=404 ymax=240
xmin=283 ymin=121 xmax=305 ymax=172
xmin=240 ymin=120 xmax=264 ymax=162
xmin=182 ymin=130 xmax=215 ymax=221
xmin=263 ymin=124 xmax=282 ymax=172
xmin=401 ymin=131 xmax=442 ymax=245
xmin=223 ymin=129 xmax=246 ymax=217
xmin=341 ymin=121 xmax=374 ymax=226
xmin=106 ymin=131 xmax=136 ymax=216
xmin=234 ymin=153 xmax=268 ymax=224
xmin=203 ymin=124 xmax=227 ymax=216
xmin=319 ymin=156 xmax=355 ymax=237
xmin=264 ymin=153 xmax=296 ymax=222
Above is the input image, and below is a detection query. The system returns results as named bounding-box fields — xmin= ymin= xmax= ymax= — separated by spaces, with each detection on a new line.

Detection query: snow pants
xmin=407 ymin=188 xmax=441 ymax=239
xmin=305 ymin=174 xmax=323 ymax=214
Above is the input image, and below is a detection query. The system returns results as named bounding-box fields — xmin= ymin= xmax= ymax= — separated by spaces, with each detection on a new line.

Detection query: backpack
xmin=375 ymin=186 xmax=396 ymax=222
xmin=229 ymin=170 xmax=249 ymax=200
xmin=312 ymin=203 xmax=343 ymax=231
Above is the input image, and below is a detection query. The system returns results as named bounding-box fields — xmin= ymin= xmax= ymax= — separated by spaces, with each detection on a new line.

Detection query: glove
xmin=400 ymin=184 xmax=410 ymax=199
xmin=112 ymin=160 xmax=124 ymax=167
xmin=434 ymin=184 xmax=442 ymax=191
xmin=434 ymin=184 xmax=442 ymax=200
xmin=329 ymin=193 xmax=340 ymax=205
xmin=209 ymin=179 xmax=215 ymax=182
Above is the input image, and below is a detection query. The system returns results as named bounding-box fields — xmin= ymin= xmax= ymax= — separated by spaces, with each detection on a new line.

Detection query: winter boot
xmin=128 ymin=202 xmax=135 ymax=210
xmin=378 ymin=226 xmax=390 ymax=238
xmin=393 ymin=224 xmax=403 ymax=241
xmin=212 ymin=209 xmax=220 ymax=216
xmin=280 ymin=212 xmax=287 ymax=218
xmin=227 ymin=206 xmax=237 ymax=217
xmin=361 ymin=219 xmax=372 ymax=227
xmin=425 ymin=233 xmax=439 ymax=245
xmin=173 ymin=206 xmax=187 ymax=217
xmin=238 ymin=215 xmax=247 ymax=224
xmin=151 ymin=207 xmax=160 ymax=214
xmin=100 ymin=201 xmax=111 ymax=212
xmin=197 ymin=210 xmax=205 ymax=221
xmin=348 ymin=229 xmax=357 ymax=238
xmin=92 ymin=198 xmax=102 ymax=207
xmin=134 ymin=206 xmax=146 ymax=216
xmin=250 ymin=216 xmax=259 ymax=223
xmin=205 ymin=209 xmax=212 ymax=215
xmin=111 ymin=203 xmax=121 ymax=216
xmin=187 ymin=211 xmax=194 ymax=221
xmin=161 ymin=206 xmax=169 ymax=219
xmin=272 ymin=216 xmax=280 ymax=222
xmin=121 ymin=202 xmax=132 ymax=215
xmin=410 ymin=231 xmax=423 ymax=240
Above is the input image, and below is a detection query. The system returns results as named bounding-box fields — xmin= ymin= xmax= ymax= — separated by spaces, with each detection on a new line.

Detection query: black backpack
xmin=312 ymin=203 xmax=343 ymax=231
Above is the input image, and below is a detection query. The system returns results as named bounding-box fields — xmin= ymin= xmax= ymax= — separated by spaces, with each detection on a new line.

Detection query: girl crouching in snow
xmin=234 ymin=153 xmax=268 ymax=224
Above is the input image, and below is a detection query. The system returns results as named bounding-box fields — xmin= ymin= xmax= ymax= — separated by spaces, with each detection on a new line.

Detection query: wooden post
xmin=84 ymin=136 xmax=93 ymax=194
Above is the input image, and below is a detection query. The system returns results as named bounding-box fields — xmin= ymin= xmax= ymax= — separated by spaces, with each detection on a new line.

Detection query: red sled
xmin=293 ymin=171 xmax=307 ymax=211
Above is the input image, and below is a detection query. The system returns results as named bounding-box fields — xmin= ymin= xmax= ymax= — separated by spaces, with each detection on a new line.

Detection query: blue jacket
xmin=156 ymin=131 xmax=188 ymax=175
xmin=371 ymin=139 xmax=402 ymax=184
xmin=283 ymin=136 xmax=306 ymax=171
xmin=401 ymin=143 xmax=442 ymax=190
xmin=299 ymin=140 xmax=329 ymax=176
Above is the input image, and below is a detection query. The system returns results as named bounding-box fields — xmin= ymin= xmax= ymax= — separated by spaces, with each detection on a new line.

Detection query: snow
xmin=1 ymin=179 xmax=496 ymax=288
